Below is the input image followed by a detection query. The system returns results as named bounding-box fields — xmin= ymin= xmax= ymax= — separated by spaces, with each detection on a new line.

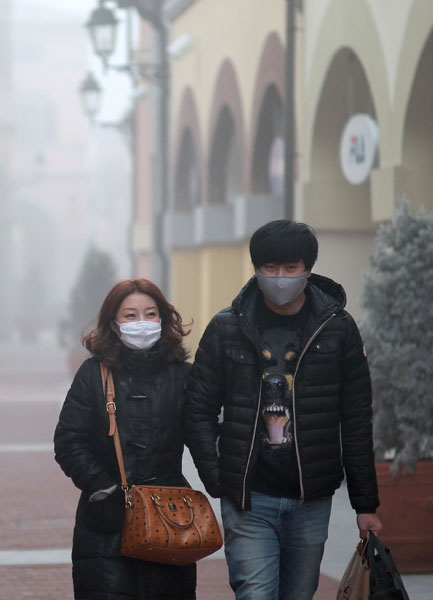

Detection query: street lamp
xmin=284 ymin=0 xmax=303 ymax=218
xmin=86 ymin=0 xmax=119 ymax=65
xmin=79 ymin=72 xmax=103 ymax=121
xmin=84 ymin=0 xmax=169 ymax=292
xmin=86 ymin=1 xmax=163 ymax=85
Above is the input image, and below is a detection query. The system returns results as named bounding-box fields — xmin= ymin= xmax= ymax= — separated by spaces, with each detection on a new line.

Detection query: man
xmin=185 ymin=220 xmax=381 ymax=600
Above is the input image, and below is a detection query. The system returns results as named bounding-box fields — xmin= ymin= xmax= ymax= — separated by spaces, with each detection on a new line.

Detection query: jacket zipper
xmin=292 ymin=313 xmax=336 ymax=503
xmin=240 ymin=312 xmax=336 ymax=509
xmin=241 ymin=378 xmax=262 ymax=510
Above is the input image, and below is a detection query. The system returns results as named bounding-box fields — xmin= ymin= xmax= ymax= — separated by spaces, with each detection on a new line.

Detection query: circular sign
xmin=339 ymin=114 xmax=379 ymax=185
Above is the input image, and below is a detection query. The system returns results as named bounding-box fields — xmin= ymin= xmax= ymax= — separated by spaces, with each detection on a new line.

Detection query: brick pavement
xmin=0 ymin=342 xmax=338 ymax=599
xmin=0 ymin=562 xmax=338 ymax=600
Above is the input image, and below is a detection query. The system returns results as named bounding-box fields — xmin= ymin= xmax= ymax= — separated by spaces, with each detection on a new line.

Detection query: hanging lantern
xmin=86 ymin=1 xmax=119 ymax=61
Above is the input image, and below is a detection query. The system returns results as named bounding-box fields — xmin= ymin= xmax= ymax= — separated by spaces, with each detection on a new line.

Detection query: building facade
xmin=136 ymin=0 xmax=433 ymax=351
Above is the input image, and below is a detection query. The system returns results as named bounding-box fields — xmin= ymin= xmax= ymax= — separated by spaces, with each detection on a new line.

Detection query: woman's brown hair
xmin=83 ymin=279 xmax=190 ymax=367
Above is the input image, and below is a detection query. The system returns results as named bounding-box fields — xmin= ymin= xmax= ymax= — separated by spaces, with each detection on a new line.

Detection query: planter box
xmin=376 ymin=460 xmax=433 ymax=573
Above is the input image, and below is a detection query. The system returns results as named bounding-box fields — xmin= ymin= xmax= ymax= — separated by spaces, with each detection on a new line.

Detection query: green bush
xmin=360 ymin=200 xmax=433 ymax=475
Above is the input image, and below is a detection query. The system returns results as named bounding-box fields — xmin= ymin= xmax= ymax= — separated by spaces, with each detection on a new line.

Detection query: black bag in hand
xmin=367 ymin=533 xmax=410 ymax=600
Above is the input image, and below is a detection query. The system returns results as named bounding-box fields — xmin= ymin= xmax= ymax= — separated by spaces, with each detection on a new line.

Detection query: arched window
xmin=174 ymin=127 xmax=201 ymax=210
xmin=208 ymin=106 xmax=241 ymax=204
xmin=402 ymin=29 xmax=433 ymax=211
xmin=251 ymin=84 xmax=283 ymax=195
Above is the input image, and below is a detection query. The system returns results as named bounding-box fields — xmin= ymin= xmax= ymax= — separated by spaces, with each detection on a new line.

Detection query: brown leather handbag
xmin=100 ymin=363 xmax=223 ymax=565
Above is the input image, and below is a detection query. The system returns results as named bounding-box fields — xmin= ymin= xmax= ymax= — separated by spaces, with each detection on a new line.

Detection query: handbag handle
xmin=151 ymin=493 xmax=195 ymax=528
xmin=100 ymin=363 xmax=131 ymax=506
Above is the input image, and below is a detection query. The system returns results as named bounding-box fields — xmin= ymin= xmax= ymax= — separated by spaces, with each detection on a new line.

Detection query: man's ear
xmin=307 ymin=269 xmax=312 ymax=278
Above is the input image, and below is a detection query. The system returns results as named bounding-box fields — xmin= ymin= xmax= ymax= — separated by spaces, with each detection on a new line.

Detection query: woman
xmin=54 ymin=278 xmax=196 ymax=600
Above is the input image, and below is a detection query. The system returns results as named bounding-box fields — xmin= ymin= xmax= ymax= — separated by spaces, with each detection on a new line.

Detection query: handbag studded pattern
xmin=121 ymin=485 xmax=223 ymax=564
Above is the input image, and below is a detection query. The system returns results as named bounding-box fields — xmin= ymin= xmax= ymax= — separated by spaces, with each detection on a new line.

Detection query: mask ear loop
xmin=110 ymin=320 xmax=120 ymax=332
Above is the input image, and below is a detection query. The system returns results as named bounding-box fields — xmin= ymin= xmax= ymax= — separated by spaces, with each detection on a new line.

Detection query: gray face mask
xmin=256 ymin=270 xmax=308 ymax=306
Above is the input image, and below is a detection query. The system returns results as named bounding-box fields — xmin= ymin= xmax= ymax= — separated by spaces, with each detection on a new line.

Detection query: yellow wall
xmin=171 ymin=243 xmax=252 ymax=354
xmin=169 ymin=0 xmax=285 ymax=152
xmin=167 ymin=0 xmax=433 ymax=335
xmin=168 ymin=1 xmax=284 ymax=353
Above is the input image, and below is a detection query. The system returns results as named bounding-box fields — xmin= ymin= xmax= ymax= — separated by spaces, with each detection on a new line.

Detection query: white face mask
xmin=115 ymin=320 xmax=162 ymax=351
xmin=256 ymin=270 xmax=308 ymax=306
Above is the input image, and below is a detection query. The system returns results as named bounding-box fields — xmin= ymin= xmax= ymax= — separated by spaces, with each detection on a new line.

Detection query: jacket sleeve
xmin=54 ymin=359 xmax=117 ymax=495
xmin=185 ymin=316 xmax=225 ymax=497
xmin=339 ymin=313 xmax=379 ymax=513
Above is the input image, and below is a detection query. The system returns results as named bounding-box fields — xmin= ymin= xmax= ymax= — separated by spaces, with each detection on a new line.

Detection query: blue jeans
xmin=221 ymin=491 xmax=332 ymax=600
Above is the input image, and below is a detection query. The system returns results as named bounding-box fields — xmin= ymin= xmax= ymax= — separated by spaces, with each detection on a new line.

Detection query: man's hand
xmin=357 ymin=513 xmax=382 ymax=539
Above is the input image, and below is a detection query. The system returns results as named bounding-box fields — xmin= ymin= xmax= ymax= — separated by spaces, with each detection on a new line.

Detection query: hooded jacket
xmin=54 ymin=344 xmax=196 ymax=600
xmin=185 ymin=274 xmax=379 ymax=513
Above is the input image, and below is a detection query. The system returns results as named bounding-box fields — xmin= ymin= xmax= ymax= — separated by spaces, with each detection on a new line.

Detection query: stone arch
xmin=394 ymin=3 xmax=433 ymax=164
xmin=207 ymin=59 xmax=246 ymax=203
xmin=400 ymin=27 xmax=433 ymax=212
xmin=172 ymin=87 xmax=203 ymax=208
xmin=251 ymin=84 xmax=284 ymax=195
xmin=307 ymin=47 xmax=376 ymax=230
xmin=305 ymin=0 xmax=390 ymax=179
xmin=208 ymin=105 xmax=242 ymax=205
xmin=250 ymin=31 xmax=285 ymax=196
xmin=174 ymin=127 xmax=201 ymax=210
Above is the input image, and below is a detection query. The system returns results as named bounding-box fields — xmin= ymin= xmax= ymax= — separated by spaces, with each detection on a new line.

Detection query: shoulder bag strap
xmin=100 ymin=363 xmax=130 ymax=504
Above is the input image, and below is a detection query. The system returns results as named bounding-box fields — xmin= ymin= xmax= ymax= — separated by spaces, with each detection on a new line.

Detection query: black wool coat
xmin=54 ymin=344 xmax=196 ymax=600
xmin=185 ymin=274 xmax=379 ymax=513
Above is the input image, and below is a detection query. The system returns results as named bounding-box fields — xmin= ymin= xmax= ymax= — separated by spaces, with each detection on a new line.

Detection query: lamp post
xmin=84 ymin=0 xmax=169 ymax=292
xmin=284 ymin=0 xmax=302 ymax=219
xmin=78 ymin=67 xmax=137 ymax=276
xmin=79 ymin=72 xmax=103 ymax=121
xmin=85 ymin=0 xmax=119 ymax=66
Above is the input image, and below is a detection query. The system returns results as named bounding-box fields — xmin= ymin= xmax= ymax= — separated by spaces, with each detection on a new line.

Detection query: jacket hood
xmin=308 ymin=273 xmax=346 ymax=313
xmin=232 ymin=272 xmax=346 ymax=321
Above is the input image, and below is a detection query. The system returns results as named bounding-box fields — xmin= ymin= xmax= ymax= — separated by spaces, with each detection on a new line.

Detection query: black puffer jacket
xmin=54 ymin=344 xmax=195 ymax=600
xmin=186 ymin=274 xmax=379 ymax=513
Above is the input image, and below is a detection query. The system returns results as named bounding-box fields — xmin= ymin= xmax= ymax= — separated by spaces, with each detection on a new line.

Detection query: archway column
xmin=370 ymin=166 xmax=406 ymax=222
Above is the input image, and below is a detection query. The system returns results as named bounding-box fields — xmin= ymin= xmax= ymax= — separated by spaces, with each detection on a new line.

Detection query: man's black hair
xmin=249 ymin=219 xmax=318 ymax=270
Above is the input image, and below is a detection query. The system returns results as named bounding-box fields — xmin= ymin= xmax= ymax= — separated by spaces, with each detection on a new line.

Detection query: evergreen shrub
xmin=360 ymin=200 xmax=433 ymax=475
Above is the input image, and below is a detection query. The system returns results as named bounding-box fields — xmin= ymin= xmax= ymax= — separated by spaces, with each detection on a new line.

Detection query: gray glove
xmin=89 ymin=483 xmax=118 ymax=502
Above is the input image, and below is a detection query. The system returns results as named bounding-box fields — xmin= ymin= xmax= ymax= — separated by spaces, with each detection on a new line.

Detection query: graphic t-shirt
xmin=251 ymin=293 xmax=310 ymax=498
